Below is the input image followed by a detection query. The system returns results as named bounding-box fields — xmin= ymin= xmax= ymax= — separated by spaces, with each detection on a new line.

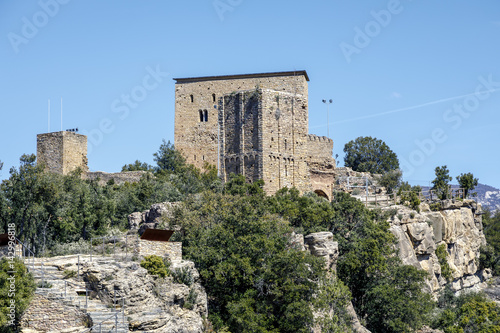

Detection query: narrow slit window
xmin=212 ymin=94 xmax=216 ymax=102
xmin=199 ymin=110 xmax=204 ymax=122
xmin=204 ymin=110 xmax=208 ymax=122
xmin=190 ymin=95 xmax=194 ymax=103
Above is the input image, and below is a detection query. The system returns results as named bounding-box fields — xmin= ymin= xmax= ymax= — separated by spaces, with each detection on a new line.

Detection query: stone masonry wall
xmin=86 ymin=170 xmax=147 ymax=185
xmin=259 ymin=89 xmax=310 ymax=194
xmin=174 ymin=72 xmax=308 ymax=171
xmin=37 ymin=131 xmax=88 ymax=175
xmin=21 ymin=294 xmax=88 ymax=331
xmin=138 ymin=240 xmax=182 ymax=261
xmin=174 ymin=71 xmax=337 ymax=198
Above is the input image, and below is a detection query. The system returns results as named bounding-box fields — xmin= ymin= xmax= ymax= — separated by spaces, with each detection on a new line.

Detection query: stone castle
xmin=174 ymin=70 xmax=337 ymax=198
xmin=36 ymin=71 xmax=337 ymax=198
xmin=36 ymin=131 xmax=89 ymax=175
xmin=36 ymin=131 xmax=145 ymax=184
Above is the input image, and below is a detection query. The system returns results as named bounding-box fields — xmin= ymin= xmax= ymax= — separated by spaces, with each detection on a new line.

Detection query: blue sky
xmin=1 ymin=0 xmax=499 ymax=188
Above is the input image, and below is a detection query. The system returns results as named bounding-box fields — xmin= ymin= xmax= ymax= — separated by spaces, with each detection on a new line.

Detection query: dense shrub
xmin=140 ymin=255 xmax=169 ymax=278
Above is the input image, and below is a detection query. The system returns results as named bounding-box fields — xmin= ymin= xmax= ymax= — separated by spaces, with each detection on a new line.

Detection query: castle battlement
xmin=174 ymin=70 xmax=337 ymax=199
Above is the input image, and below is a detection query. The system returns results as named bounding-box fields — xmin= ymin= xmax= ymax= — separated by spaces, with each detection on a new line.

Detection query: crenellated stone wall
xmin=85 ymin=170 xmax=148 ymax=185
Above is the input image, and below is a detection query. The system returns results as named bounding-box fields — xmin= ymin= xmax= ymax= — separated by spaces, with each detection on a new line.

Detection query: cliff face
xmin=385 ymin=199 xmax=490 ymax=294
xmin=82 ymin=259 xmax=207 ymax=333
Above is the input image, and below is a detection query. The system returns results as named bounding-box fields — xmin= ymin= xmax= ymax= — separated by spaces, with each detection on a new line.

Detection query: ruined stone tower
xmin=36 ymin=131 xmax=88 ymax=175
xmin=174 ymin=71 xmax=336 ymax=198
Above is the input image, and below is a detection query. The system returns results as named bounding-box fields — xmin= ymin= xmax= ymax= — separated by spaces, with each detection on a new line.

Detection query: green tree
xmin=153 ymin=140 xmax=186 ymax=174
xmin=397 ymin=182 xmax=421 ymax=212
xmin=0 ymin=257 xmax=36 ymax=331
xmin=479 ymin=209 xmax=500 ymax=275
xmin=433 ymin=291 xmax=500 ymax=332
xmin=432 ymin=165 xmax=452 ymax=200
xmin=378 ymin=169 xmax=402 ymax=194
xmin=343 ymin=136 xmax=399 ymax=174
xmin=174 ymin=190 xmax=352 ymax=332
xmin=0 ymin=154 xmax=63 ymax=254
xmin=121 ymin=160 xmax=154 ymax=172
xmin=456 ymin=172 xmax=478 ymax=198
xmin=333 ymin=192 xmax=434 ymax=333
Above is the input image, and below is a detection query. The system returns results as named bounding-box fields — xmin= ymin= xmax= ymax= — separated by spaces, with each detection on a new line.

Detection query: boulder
xmin=128 ymin=211 xmax=145 ymax=230
xmin=304 ymin=232 xmax=338 ymax=271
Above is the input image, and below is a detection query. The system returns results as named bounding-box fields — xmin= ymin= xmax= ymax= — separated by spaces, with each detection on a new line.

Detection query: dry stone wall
xmin=139 ymin=240 xmax=182 ymax=261
xmin=20 ymin=294 xmax=88 ymax=331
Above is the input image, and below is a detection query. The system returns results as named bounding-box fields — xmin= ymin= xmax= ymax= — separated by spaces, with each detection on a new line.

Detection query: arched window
xmin=203 ymin=110 xmax=208 ymax=122
xmin=199 ymin=110 xmax=203 ymax=122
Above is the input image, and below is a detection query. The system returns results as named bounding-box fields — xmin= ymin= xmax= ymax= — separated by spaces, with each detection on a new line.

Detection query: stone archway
xmin=314 ymin=189 xmax=329 ymax=200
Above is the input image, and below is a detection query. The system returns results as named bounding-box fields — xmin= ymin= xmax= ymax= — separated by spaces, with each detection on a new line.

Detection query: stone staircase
xmin=29 ymin=257 xmax=128 ymax=332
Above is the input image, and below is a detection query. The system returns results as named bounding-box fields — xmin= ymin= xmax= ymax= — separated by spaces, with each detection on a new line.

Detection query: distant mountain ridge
xmin=474 ymin=183 xmax=500 ymax=213
xmin=417 ymin=183 xmax=500 ymax=212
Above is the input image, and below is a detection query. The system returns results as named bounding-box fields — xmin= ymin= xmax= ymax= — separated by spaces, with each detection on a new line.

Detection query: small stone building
xmin=138 ymin=229 xmax=182 ymax=261
xmin=174 ymin=71 xmax=337 ymax=198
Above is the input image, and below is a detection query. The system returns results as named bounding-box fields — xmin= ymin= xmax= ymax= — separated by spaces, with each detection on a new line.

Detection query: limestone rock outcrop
xmin=304 ymin=232 xmax=339 ymax=271
xmin=300 ymin=232 xmax=370 ymax=333
xmin=127 ymin=202 xmax=180 ymax=234
xmin=82 ymin=259 xmax=207 ymax=333
xmin=384 ymin=199 xmax=487 ymax=293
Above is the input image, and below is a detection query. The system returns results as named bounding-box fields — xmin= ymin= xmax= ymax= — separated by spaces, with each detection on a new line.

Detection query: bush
xmin=398 ymin=183 xmax=421 ymax=212
xmin=63 ymin=269 xmax=77 ymax=279
xmin=430 ymin=203 xmax=441 ymax=211
xmin=172 ymin=266 xmax=194 ymax=286
xmin=140 ymin=255 xmax=169 ymax=278
xmin=0 ymin=258 xmax=36 ymax=329
xmin=50 ymin=239 xmax=90 ymax=257
xmin=435 ymin=244 xmax=453 ymax=282
xmin=37 ymin=280 xmax=52 ymax=288
xmin=184 ymin=287 xmax=198 ymax=310
xmin=378 ymin=169 xmax=402 ymax=194
xmin=432 ymin=291 xmax=500 ymax=332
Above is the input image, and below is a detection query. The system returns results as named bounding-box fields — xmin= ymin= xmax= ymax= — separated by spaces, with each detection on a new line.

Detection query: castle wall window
xmin=204 ymin=110 xmax=208 ymax=122
xmin=212 ymin=94 xmax=216 ymax=102
xmin=190 ymin=95 xmax=194 ymax=103
xmin=199 ymin=110 xmax=204 ymax=122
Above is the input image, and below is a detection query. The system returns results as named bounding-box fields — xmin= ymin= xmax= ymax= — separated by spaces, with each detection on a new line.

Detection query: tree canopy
xmin=431 ymin=165 xmax=452 ymax=200
xmin=343 ymin=136 xmax=399 ymax=174
xmin=456 ymin=172 xmax=478 ymax=198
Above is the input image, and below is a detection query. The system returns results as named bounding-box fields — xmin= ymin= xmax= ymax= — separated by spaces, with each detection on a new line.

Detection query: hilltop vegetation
xmin=1 ymin=139 xmax=499 ymax=332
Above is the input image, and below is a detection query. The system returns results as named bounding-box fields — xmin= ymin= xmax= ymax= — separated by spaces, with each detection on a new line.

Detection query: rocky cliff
xmin=82 ymin=259 xmax=207 ymax=332
xmin=384 ymin=199 xmax=490 ymax=294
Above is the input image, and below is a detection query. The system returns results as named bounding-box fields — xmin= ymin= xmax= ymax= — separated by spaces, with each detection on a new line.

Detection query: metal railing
xmin=89 ymin=234 xmax=139 ymax=262
xmin=13 ymin=238 xmax=127 ymax=333
xmin=349 ymin=187 xmax=468 ymax=208
xmin=80 ymin=311 xmax=125 ymax=333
